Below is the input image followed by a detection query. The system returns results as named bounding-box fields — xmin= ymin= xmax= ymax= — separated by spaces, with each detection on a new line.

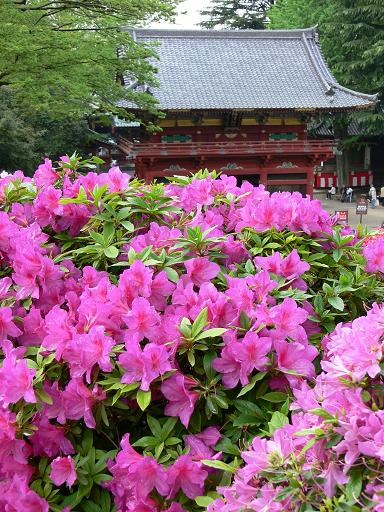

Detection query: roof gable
xmin=120 ymin=27 xmax=377 ymax=112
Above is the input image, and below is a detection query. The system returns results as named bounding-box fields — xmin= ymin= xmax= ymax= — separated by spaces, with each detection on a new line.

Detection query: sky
xmin=152 ymin=0 xmax=212 ymax=29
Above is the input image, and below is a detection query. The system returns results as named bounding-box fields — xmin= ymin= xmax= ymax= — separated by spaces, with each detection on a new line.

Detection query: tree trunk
xmin=334 ymin=124 xmax=349 ymax=192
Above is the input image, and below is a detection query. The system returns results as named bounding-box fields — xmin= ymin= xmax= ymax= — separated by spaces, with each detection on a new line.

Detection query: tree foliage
xmin=0 ymin=0 xmax=179 ymax=120
xmin=200 ymin=0 xmax=274 ymax=30
xmin=269 ymin=0 xmax=384 ymax=135
xmin=0 ymin=87 xmax=95 ymax=174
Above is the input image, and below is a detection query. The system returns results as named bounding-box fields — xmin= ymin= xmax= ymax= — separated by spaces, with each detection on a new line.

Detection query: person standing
xmin=369 ymin=184 xmax=377 ymax=208
xmin=346 ymin=186 xmax=353 ymax=202
xmin=340 ymin=184 xmax=347 ymax=202
xmin=327 ymin=185 xmax=336 ymax=200
xmin=380 ymin=185 xmax=384 ymax=206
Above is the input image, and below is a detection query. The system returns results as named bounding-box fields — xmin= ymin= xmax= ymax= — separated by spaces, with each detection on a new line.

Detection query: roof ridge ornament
xmin=301 ymin=32 xmax=334 ymax=96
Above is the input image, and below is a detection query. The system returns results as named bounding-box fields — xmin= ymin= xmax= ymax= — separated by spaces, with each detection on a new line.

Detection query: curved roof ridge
xmin=126 ymin=26 xmax=317 ymax=39
xmin=303 ymin=29 xmax=378 ymax=102
xmin=330 ymin=82 xmax=378 ymax=101
xmin=301 ymin=32 xmax=333 ymax=95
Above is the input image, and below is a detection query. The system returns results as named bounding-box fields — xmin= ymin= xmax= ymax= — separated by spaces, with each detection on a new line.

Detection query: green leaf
xmin=195 ymin=496 xmax=215 ymax=507
xmin=194 ymin=328 xmax=227 ymax=341
xmin=121 ymin=221 xmax=135 ymax=232
xmin=80 ymin=501 xmax=101 ymax=512
xmin=132 ymin=436 xmax=158 ymax=448
xmin=346 ymin=468 xmax=363 ymax=503
xmin=136 ymin=389 xmax=151 ymax=411
xmin=117 ymin=207 xmax=132 ymax=220
xmin=275 ymin=486 xmax=294 ymax=502
xmin=191 ymin=307 xmax=208 ymax=337
xmin=215 ymin=437 xmax=241 ymax=456
xmin=308 ymin=408 xmax=335 ymax=420
xmin=165 ymin=267 xmax=179 ymax=283
xmin=328 ymin=296 xmax=345 ymax=311
xmin=201 ymin=459 xmax=236 ymax=473
xmin=187 ymin=350 xmax=196 ymax=366
xmin=93 ymin=474 xmax=112 ymax=485
xmin=164 ymin=437 xmax=181 ymax=446
xmin=161 ymin=417 xmax=178 ymax=440
xmin=147 ymin=416 xmax=162 ymax=439
xmin=268 ymin=411 xmax=289 ymax=435
xmin=233 ymin=414 xmax=261 ymax=427
xmin=237 ymin=372 xmax=267 ymax=397
xmin=35 ymin=388 xmax=53 ymax=405
xmin=260 ymin=392 xmax=288 ymax=403
xmin=82 ymin=430 xmax=93 ymax=455
xmin=299 ymin=436 xmax=318 ymax=457
xmin=89 ymin=231 xmax=105 ymax=245
xmin=103 ymin=222 xmax=115 ymax=244
xmin=332 ymin=248 xmax=343 ymax=262
xmin=103 ymin=246 xmax=119 ymax=259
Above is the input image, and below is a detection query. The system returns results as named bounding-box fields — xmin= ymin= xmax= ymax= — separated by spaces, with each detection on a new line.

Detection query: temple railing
xmin=118 ymin=137 xmax=335 ymax=158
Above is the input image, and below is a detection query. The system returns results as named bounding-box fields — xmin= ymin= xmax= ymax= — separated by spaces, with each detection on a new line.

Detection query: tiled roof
xmin=120 ymin=27 xmax=377 ymax=112
xmin=309 ymin=119 xmax=371 ymax=137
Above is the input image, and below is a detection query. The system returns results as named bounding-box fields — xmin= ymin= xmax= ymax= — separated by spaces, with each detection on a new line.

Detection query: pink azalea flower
xmin=0 ymin=306 xmax=22 ymax=339
xmin=237 ymin=332 xmax=272 ymax=383
xmin=275 ymin=339 xmax=318 ymax=379
xmin=184 ymin=257 xmax=220 ymax=287
xmin=167 ymin=454 xmax=208 ymax=499
xmin=105 ymin=166 xmax=130 ymax=192
xmin=269 ymin=298 xmax=308 ymax=341
xmin=42 ymin=305 xmax=73 ymax=360
xmin=126 ymin=456 xmax=169 ymax=500
xmin=185 ymin=426 xmax=221 ymax=460
xmin=280 ymin=249 xmax=310 ymax=278
xmin=50 ymin=456 xmax=77 ymax=487
xmin=30 ymin=417 xmax=74 ymax=458
xmin=161 ymin=372 xmax=200 ymax=427
xmin=34 ymin=158 xmax=58 ymax=188
xmin=64 ymin=326 xmax=114 ymax=383
xmin=364 ymin=236 xmax=384 ymax=273
xmin=254 ymin=252 xmax=282 ymax=275
xmin=123 ymin=297 xmax=160 ymax=342
xmin=212 ymin=340 xmax=243 ymax=389
xmin=149 ymin=271 xmax=175 ymax=311
xmin=246 ymin=270 xmax=278 ymax=304
xmin=322 ymin=462 xmax=349 ymax=497
xmin=121 ymin=260 xmax=153 ymax=299
xmin=0 ymin=277 xmax=12 ymax=299
xmin=107 ymin=434 xmax=169 ymax=503
xmin=33 ymin=186 xmax=63 ymax=228
xmin=226 ymin=278 xmax=255 ymax=315
xmin=0 ymin=476 xmax=49 ymax=512
xmin=0 ymin=344 xmax=36 ymax=406
xmin=119 ymin=342 xmax=172 ymax=391
xmin=58 ymin=378 xmax=98 ymax=429
xmin=18 ymin=306 xmax=47 ymax=346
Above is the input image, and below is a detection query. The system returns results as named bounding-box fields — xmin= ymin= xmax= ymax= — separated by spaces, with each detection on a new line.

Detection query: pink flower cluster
xmin=210 ymin=304 xmax=384 ymax=511
xmin=0 ymin=157 xmax=380 ymax=511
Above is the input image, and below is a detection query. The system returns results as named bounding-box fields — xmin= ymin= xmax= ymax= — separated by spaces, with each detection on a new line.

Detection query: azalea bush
xmin=1 ymin=154 xmax=384 ymax=511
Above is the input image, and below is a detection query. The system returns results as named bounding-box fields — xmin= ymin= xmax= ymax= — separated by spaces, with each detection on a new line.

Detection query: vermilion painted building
xmin=116 ymin=27 xmax=376 ymax=196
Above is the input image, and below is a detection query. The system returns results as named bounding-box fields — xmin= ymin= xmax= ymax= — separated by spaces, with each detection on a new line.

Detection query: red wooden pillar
xmin=306 ymin=167 xmax=314 ymax=198
xmin=259 ymin=170 xmax=267 ymax=187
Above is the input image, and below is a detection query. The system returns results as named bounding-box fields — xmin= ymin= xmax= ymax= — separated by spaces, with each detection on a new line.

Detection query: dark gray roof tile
xmin=120 ymin=27 xmax=377 ymax=112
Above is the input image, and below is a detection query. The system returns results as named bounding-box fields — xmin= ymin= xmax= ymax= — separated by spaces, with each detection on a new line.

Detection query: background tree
xmin=0 ymin=1 xmax=179 ymax=119
xmin=269 ymin=0 xmax=384 ymax=131
xmin=0 ymin=88 xmax=93 ymax=173
xmin=200 ymin=0 xmax=274 ymax=30
xmin=0 ymin=0 xmax=179 ymax=172
xmin=269 ymin=0 xmax=384 ymax=186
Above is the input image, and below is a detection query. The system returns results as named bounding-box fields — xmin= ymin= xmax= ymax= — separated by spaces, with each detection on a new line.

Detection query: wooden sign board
xmin=335 ymin=210 xmax=348 ymax=223
xmin=356 ymin=198 xmax=368 ymax=215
